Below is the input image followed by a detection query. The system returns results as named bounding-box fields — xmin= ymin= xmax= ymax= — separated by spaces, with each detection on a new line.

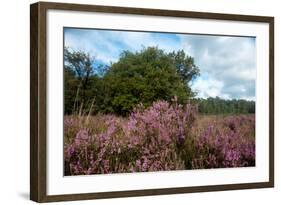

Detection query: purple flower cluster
xmin=64 ymin=101 xmax=255 ymax=175
xmin=192 ymin=116 xmax=255 ymax=169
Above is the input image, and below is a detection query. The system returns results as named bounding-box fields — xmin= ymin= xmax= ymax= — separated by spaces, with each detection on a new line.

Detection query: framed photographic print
xmin=30 ymin=1 xmax=274 ymax=202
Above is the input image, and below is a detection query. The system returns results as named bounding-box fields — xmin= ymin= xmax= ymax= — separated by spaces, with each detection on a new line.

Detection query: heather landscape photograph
xmin=63 ymin=28 xmax=256 ymax=176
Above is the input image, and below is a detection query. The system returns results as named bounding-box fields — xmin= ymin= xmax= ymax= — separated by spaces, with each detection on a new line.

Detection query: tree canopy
xmin=101 ymin=47 xmax=199 ymax=114
xmin=64 ymin=47 xmax=199 ymax=115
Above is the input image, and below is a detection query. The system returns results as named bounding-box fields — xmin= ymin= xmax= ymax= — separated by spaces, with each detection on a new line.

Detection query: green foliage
xmin=64 ymin=48 xmax=105 ymax=114
xmin=169 ymin=50 xmax=200 ymax=84
xmin=192 ymin=97 xmax=255 ymax=114
xmin=101 ymin=47 xmax=198 ymax=115
xmin=64 ymin=47 xmax=199 ymax=115
xmin=64 ymin=66 xmax=79 ymax=114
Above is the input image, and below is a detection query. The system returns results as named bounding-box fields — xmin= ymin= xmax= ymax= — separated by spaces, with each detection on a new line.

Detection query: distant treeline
xmin=191 ymin=97 xmax=255 ymax=115
xmin=64 ymin=47 xmax=255 ymax=116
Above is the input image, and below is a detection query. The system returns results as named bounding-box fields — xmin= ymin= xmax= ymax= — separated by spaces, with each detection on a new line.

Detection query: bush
xmin=64 ymin=101 xmax=255 ymax=175
xmin=64 ymin=99 xmax=197 ymax=175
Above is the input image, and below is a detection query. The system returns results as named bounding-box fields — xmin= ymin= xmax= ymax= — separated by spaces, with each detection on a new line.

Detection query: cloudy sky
xmin=64 ymin=28 xmax=256 ymax=101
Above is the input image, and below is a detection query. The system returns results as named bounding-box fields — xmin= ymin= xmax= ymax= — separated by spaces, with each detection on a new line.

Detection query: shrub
xmin=64 ymin=101 xmax=255 ymax=175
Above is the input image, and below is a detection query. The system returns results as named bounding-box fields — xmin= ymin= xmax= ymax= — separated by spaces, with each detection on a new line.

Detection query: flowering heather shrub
xmin=64 ymin=101 xmax=255 ymax=175
xmin=192 ymin=115 xmax=255 ymax=169
xmin=64 ymin=100 xmax=197 ymax=175
xmin=123 ymin=100 xmax=197 ymax=172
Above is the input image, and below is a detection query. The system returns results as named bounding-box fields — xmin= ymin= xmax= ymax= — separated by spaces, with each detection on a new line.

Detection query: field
xmin=64 ymin=100 xmax=255 ymax=176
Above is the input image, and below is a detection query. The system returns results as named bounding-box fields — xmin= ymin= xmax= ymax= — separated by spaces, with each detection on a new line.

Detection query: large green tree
xmin=101 ymin=47 xmax=199 ymax=115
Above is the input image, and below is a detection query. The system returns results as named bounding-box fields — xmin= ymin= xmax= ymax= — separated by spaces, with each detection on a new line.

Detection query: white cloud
xmin=192 ymin=76 xmax=230 ymax=99
xmin=180 ymin=35 xmax=256 ymax=100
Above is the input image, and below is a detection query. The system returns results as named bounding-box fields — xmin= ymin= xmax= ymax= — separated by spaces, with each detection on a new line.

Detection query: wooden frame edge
xmin=37 ymin=1 xmax=274 ymax=22
xmin=30 ymin=1 xmax=274 ymax=202
xmin=30 ymin=2 xmax=39 ymax=202
xmin=39 ymin=181 xmax=272 ymax=202
xmin=269 ymin=17 xmax=274 ymax=188
xmin=30 ymin=2 xmax=48 ymax=202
